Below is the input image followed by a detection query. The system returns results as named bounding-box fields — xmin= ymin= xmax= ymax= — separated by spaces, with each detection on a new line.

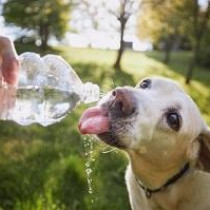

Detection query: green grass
xmin=0 ymin=46 xmax=210 ymax=210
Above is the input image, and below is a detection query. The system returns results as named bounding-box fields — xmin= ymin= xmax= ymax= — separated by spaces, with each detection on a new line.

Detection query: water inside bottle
xmin=10 ymin=86 xmax=80 ymax=126
xmin=0 ymin=53 xmax=100 ymax=126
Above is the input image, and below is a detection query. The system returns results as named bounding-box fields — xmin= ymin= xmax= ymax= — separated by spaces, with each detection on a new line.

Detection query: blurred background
xmin=0 ymin=0 xmax=210 ymax=209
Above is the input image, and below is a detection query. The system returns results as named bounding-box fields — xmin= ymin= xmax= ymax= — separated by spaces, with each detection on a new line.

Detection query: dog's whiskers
xmin=99 ymin=90 xmax=108 ymax=98
xmin=111 ymin=79 xmax=117 ymax=89
xmin=101 ymin=147 xmax=117 ymax=154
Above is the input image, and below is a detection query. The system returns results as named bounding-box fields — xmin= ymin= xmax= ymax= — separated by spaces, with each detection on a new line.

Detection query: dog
xmin=78 ymin=77 xmax=210 ymax=210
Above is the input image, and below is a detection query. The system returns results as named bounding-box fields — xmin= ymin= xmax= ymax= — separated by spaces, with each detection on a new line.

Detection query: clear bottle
xmin=0 ymin=52 xmax=99 ymax=126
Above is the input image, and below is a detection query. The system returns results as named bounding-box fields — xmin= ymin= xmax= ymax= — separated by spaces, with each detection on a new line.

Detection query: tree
xmin=138 ymin=0 xmax=210 ymax=83
xmin=138 ymin=0 xmax=185 ymax=63
xmin=112 ymin=0 xmax=166 ymax=69
xmin=71 ymin=0 xmax=138 ymax=71
xmin=3 ymin=0 xmax=71 ymax=50
xmin=185 ymin=0 xmax=210 ymax=84
xmin=197 ymin=20 xmax=210 ymax=68
xmin=113 ymin=0 xmax=136 ymax=70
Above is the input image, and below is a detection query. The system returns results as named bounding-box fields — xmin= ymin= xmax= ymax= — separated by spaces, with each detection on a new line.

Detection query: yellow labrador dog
xmin=79 ymin=77 xmax=210 ymax=210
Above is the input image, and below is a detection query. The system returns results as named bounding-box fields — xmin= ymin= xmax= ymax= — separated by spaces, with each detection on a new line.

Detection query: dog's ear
xmin=197 ymin=127 xmax=210 ymax=172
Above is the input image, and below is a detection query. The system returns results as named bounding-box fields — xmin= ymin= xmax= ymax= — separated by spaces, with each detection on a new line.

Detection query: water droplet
xmin=83 ymin=135 xmax=97 ymax=205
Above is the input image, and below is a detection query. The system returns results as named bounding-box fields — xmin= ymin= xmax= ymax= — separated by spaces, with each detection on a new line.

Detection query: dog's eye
xmin=139 ymin=79 xmax=151 ymax=89
xmin=166 ymin=112 xmax=180 ymax=131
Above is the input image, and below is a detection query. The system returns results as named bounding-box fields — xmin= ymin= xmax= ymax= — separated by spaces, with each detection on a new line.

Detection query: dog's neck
xmin=127 ymin=149 xmax=189 ymax=190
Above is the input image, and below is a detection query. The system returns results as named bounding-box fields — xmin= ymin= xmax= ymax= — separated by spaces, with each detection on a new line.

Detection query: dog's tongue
xmin=78 ymin=107 xmax=109 ymax=135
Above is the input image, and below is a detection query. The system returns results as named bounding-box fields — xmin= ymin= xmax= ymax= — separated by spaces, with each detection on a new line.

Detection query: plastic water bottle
xmin=0 ymin=52 xmax=99 ymax=126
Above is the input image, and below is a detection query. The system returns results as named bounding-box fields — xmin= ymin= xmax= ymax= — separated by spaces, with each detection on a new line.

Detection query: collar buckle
xmin=145 ymin=189 xmax=152 ymax=199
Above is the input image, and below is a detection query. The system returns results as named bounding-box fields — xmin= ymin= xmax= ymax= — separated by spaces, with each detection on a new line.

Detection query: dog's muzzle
xmin=110 ymin=88 xmax=135 ymax=117
xmin=78 ymin=88 xmax=136 ymax=147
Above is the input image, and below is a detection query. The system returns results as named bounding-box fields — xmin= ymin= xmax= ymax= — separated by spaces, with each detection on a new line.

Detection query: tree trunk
xmin=39 ymin=23 xmax=49 ymax=51
xmin=163 ymin=38 xmax=172 ymax=64
xmin=185 ymin=39 xmax=200 ymax=84
xmin=41 ymin=35 xmax=48 ymax=51
xmin=114 ymin=40 xmax=124 ymax=70
xmin=163 ymin=35 xmax=176 ymax=64
xmin=185 ymin=57 xmax=195 ymax=84
xmin=185 ymin=0 xmax=210 ymax=84
xmin=114 ymin=18 xmax=126 ymax=70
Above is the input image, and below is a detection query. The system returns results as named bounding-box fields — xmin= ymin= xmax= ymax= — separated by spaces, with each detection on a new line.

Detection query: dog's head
xmin=79 ymin=77 xmax=210 ymax=171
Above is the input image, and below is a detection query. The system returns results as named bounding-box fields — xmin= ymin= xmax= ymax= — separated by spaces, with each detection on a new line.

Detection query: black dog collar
xmin=135 ymin=162 xmax=190 ymax=199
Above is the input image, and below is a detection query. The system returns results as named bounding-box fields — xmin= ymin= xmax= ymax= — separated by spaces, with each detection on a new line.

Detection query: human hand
xmin=0 ymin=36 xmax=19 ymax=86
xmin=0 ymin=36 xmax=19 ymax=116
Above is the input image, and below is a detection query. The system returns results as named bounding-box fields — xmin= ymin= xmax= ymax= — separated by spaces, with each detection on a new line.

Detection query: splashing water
xmin=82 ymin=134 xmax=119 ymax=207
xmin=83 ymin=135 xmax=96 ymax=204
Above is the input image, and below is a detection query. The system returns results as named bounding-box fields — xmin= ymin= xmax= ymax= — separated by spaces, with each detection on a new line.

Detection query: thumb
xmin=2 ymin=54 xmax=19 ymax=85
xmin=0 ymin=37 xmax=19 ymax=85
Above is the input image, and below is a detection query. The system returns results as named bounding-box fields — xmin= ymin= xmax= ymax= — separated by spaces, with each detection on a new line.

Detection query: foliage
xmin=74 ymin=0 xmax=138 ymax=70
xmin=138 ymin=0 xmax=209 ymax=46
xmin=197 ymin=16 xmax=210 ymax=68
xmin=138 ymin=0 xmax=185 ymax=45
xmin=182 ymin=0 xmax=210 ymax=83
xmin=3 ymin=0 xmax=71 ymax=49
xmin=138 ymin=0 xmax=210 ymax=82
xmin=0 ymin=46 xmax=210 ymax=210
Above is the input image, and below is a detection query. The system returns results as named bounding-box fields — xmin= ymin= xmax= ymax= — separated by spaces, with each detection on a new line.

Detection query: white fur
xmin=100 ymin=77 xmax=210 ymax=210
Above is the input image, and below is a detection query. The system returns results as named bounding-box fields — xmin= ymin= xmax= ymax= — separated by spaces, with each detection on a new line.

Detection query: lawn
xmin=0 ymin=46 xmax=209 ymax=210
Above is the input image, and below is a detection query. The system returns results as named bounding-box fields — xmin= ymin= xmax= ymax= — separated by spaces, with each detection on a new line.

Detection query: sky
xmin=65 ymin=0 xmax=208 ymax=51
xmin=0 ymin=0 xmax=153 ymax=51
xmin=199 ymin=0 xmax=208 ymax=8
xmin=0 ymin=0 xmax=208 ymax=51
xmin=0 ymin=0 xmax=22 ymax=39
xmin=65 ymin=0 xmax=152 ymax=51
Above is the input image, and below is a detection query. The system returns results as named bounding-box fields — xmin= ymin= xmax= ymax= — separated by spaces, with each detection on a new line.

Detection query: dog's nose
xmin=111 ymin=88 xmax=135 ymax=117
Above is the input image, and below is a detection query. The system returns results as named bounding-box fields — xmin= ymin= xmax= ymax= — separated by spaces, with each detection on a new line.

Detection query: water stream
xmin=83 ymin=135 xmax=96 ymax=204
xmin=83 ymin=134 xmax=120 ymax=206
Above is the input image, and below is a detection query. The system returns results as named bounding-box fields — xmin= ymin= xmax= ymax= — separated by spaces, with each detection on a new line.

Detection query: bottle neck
xmin=74 ymin=82 xmax=100 ymax=103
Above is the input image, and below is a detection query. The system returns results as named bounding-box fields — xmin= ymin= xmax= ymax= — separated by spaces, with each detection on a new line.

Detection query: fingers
xmin=0 ymin=84 xmax=16 ymax=117
xmin=2 ymin=55 xmax=19 ymax=85
xmin=0 ymin=36 xmax=19 ymax=85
